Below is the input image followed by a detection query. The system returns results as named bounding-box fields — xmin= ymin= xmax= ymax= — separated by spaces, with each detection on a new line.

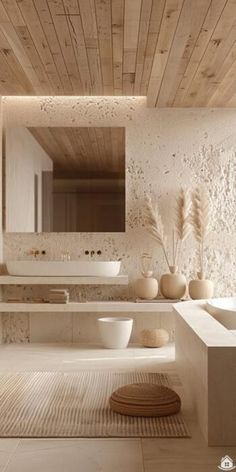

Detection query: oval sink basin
xmin=6 ymin=261 xmax=121 ymax=277
xmin=206 ymin=297 xmax=236 ymax=329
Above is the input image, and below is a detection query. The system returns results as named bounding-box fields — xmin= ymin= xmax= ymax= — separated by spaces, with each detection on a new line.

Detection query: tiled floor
xmin=0 ymin=342 xmax=235 ymax=472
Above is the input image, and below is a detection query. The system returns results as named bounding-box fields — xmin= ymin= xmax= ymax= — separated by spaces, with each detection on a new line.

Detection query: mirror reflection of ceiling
xmin=28 ymin=127 xmax=125 ymax=179
xmin=5 ymin=126 xmax=126 ymax=232
xmin=0 ymin=1 xmax=235 ymax=107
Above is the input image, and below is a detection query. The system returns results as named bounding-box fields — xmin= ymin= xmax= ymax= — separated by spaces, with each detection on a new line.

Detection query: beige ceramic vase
xmin=160 ymin=265 xmax=187 ymax=300
xmin=189 ymin=271 xmax=214 ymax=300
xmin=134 ymin=271 xmax=158 ymax=300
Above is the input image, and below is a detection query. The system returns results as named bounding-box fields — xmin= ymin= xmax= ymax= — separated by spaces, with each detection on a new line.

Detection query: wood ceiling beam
xmin=173 ymin=0 xmax=228 ymax=106
xmin=123 ymin=0 xmax=142 ymax=95
xmin=147 ymin=0 xmax=184 ymax=107
xmin=183 ymin=0 xmax=236 ymax=106
xmin=156 ymin=0 xmax=211 ymax=107
xmin=111 ymin=0 xmax=124 ymax=95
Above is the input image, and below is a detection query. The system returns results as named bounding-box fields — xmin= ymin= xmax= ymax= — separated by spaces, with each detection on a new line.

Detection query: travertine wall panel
xmin=2 ymin=97 xmax=236 ymax=342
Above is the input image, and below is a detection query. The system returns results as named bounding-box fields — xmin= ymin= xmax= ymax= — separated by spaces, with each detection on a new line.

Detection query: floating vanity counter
xmin=174 ymin=300 xmax=236 ymax=446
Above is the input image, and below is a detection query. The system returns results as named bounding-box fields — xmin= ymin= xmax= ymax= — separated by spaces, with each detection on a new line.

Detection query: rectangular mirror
xmin=4 ymin=126 xmax=125 ymax=233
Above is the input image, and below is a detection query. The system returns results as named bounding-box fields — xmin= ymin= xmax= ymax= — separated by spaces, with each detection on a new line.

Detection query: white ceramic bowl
xmin=6 ymin=260 xmax=121 ymax=277
xmin=98 ymin=317 xmax=133 ymax=349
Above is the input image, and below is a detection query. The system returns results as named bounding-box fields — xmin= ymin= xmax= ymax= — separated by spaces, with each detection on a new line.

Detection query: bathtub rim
xmin=173 ymin=300 xmax=236 ymax=347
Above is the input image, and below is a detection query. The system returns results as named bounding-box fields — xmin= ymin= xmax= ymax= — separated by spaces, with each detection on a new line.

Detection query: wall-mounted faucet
xmin=84 ymin=250 xmax=102 ymax=257
xmin=31 ymin=249 xmax=39 ymax=258
xmin=28 ymin=249 xmax=46 ymax=258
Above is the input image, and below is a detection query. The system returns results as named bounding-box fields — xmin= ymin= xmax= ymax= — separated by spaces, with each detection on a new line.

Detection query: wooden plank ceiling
xmin=0 ymin=0 xmax=236 ymax=107
xmin=29 ymin=126 xmax=125 ymax=178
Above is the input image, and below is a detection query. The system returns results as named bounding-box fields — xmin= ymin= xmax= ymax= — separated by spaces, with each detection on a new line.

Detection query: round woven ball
xmin=140 ymin=328 xmax=169 ymax=348
xmin=109 ymin=383 xmax=181 ymax=417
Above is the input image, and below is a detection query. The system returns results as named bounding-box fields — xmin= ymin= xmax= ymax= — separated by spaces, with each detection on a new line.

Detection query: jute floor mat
xmin=0 ymin=371 xmax=190 ymax=438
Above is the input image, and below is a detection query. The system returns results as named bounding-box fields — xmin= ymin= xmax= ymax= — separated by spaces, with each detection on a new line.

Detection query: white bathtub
xmin=206 ymin=297 xmax=236 ymax=329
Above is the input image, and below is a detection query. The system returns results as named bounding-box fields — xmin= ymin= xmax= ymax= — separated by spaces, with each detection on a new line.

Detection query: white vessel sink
xmin=6 ymin=261 xmax=121 ymax=277
xmin=206 ymin=297 xmax=236 ymax=329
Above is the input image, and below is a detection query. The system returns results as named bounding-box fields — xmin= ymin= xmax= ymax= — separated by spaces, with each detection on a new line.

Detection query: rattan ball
xmin=140 ymin=328 xmax=169 ymax=348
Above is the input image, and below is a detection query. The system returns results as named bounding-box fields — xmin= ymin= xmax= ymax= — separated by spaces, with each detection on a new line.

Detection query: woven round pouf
xmin=109 ymin=383 xmax=181 ymax=417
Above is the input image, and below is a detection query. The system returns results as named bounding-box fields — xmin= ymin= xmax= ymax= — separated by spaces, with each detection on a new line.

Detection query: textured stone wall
xmin=0 ymin=97 xmax=2 ymax=342
xmin=2 ymin=97 xmax=236 ymax=342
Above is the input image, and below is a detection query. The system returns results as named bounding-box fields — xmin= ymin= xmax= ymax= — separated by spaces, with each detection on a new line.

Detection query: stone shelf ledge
xmin=0 ymin=301 xmax=173 ymax=313
xmin=0 ymin=275 xmax=128 ymax=285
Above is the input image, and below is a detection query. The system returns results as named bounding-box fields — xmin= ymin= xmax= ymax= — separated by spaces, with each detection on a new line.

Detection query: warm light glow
xmin=2 ymin=95 xmax=146 ymax=100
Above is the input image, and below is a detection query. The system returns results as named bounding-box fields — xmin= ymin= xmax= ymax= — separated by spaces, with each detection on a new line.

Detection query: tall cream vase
xmin=160 ymin=265 xmax=187 ymax=300
xmin=189 ymin=271 xmax=214 ymax=300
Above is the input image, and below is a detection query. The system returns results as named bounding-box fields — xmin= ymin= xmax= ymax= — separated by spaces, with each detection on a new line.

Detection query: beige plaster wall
xmin=0 ymin=97 xmax=2 ymax=342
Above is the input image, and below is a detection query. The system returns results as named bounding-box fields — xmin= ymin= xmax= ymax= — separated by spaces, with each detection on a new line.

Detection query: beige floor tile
xmin=61 ymin=346 xmax=135 ymax=359
xmin=56 ymin=344 xmax=136 ymax=371
xmin=58 ymin=357 xmax=137 ymax=371
xmin=0 ymin=357 xmax=61 ymax=372
xmin=4 ymin=439 xmax=144 ymax=472
xmin=132 ymin=344 xmax=175 ymax=369
xmin=132 ymin=344 xmax=175 ymax=357
xmin=0 ymin=440 xmax=19 ymax=472
xmin=141 ymin=464 xmax=227 ymax=472
xmin=141 ymin=421 xmax=236 ymax=472
xmin=133 ymin=358 xmax=176 ymax=372
xmin=0 ymin=441 xmax=19 ymax=454
xmin=0 ymin=453 xmax=12 ymax=472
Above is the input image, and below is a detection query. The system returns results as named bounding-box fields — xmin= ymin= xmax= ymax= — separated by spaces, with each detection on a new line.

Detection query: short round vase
xmin=134 ymin=277 xmax=158 ymax=300
xmin=160 ymin=266 xmax=187 ymax=300
xmin=189 ymin=272 xmax=214 ymax=300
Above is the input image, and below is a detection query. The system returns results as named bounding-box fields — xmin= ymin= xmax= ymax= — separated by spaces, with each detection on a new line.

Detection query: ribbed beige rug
xmin=0 ymin=371 xmax=189 ymax=438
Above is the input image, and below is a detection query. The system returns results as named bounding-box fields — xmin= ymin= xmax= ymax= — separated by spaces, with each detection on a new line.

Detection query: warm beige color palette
xmin=0 ymin=370 xmax=188 ymax=438
xmin=0 ymin=1 xmax=235 ymax=107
